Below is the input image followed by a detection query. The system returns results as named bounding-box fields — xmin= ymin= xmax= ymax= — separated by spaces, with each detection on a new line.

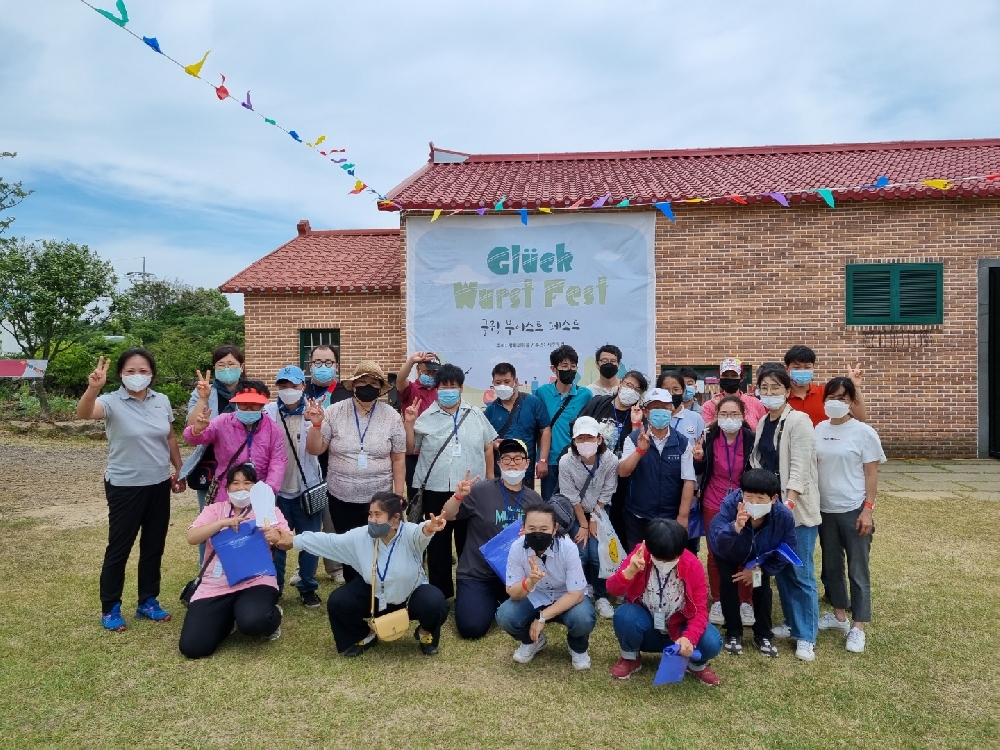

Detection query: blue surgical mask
xmin=438 ymin=388 xmax=461 ymax=407
xmin=312 ymin=366 xmax=336 ymax=385
xmin=789 ymin=370 xmax=814 ymax=386
xmin=235 ymin=409 xmax=262 ymax=425
xmin=419 ymin=373 xmax=436 ymax=387
xmin=216 ymin=367 xmax=242 ymax=385
xmin=683 ymin=385 xmax=696 ymax=402
xmin=648 ymin=409 xmax=672 ymax=430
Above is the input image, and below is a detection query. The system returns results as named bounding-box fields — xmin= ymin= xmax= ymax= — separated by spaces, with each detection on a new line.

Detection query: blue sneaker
xmin=102 ymin=603 xmax=126 ymax=631
xmin=135 ymin=597 xmax=171 ymax=622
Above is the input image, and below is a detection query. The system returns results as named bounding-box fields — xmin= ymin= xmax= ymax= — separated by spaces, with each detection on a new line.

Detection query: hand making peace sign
xmin=88 ymin=356 xmax=110 ymax=390
xmin=454 ymin=469 xmax=480 ymax=499
xmin=195 ymin=369 xmax=213 ymax=400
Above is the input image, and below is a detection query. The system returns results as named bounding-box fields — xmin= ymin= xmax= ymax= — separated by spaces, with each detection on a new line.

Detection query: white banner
xmin=406 ymin=213 xmax=656 ymax=400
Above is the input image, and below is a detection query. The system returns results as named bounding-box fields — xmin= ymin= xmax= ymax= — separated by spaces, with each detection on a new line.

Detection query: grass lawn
xmin=1 ymin=473 xmax=998 ymax=748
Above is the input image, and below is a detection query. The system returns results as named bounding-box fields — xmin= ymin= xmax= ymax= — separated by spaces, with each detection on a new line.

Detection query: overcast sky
xmin=2 ymin=0 xmax=998 ymax=312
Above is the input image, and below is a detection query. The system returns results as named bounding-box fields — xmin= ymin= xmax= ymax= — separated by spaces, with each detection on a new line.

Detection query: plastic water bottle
xmin=531 ymin=377 xmax=538 ymax=394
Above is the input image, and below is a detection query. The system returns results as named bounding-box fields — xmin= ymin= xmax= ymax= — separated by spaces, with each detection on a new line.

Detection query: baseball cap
xmin=423 ymin=354 xmax=442 ymax=371
xmin=643 ymin=387 xmax=674 ymax=406
xmin=275 ymin=365 xmax=306 ymax=384
xmin=497 ymin=438 xmax=528 ymax=456
xmin=720 ymin=357 xmax=742 ymax=375
xmin=572 ymin=416 xmax=602 ymax=438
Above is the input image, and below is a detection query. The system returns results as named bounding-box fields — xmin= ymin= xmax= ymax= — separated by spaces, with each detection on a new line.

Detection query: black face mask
xmin=524 ymin=531 xmax=553 ymax=555
xmin=599 ymin=363 xmax=619 ymax=379
xmin=670 ymin=393 xmax=684 ymax=408
xmin=354 ymin=384 xmax=381 ymax=403
xmin=557 ymin=369 xmax=577 ymax=385
xmin=367 ymin=521 xmax=391 ymax=538
xmin=719 ymin=378 xmax=741 ymax=394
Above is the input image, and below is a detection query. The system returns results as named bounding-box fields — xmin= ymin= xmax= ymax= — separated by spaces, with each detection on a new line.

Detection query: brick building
xmin=222 ymin=138 xmax=1000 ymax=458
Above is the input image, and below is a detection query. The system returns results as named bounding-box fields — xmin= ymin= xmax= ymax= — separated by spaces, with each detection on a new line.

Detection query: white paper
xmin=250 ymin=481 xmax=278 ymax=527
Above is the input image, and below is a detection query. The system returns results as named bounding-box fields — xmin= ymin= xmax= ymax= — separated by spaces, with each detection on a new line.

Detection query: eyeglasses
xmin=499 ymin=456 xmax=528 ymax=467
xmin=312 ymin=360 xmax=337 ymax=367
xmin=758 ymin=384 xmax=786 ymax=395
xmin=597 ymin=359 xmax=619 ymax=366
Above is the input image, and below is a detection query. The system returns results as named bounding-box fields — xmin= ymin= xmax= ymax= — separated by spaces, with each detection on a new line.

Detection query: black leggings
xmin=327 ymin=494 xmax=371 ymax=582
xmin=715 ymin=556 xmax=773 ymax=641
xmin=178 ymin=585 xmax=281 ymax=659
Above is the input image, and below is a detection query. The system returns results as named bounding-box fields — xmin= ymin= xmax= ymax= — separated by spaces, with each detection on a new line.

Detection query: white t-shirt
xmin=815 ymin=418 xmax=886 ymax=513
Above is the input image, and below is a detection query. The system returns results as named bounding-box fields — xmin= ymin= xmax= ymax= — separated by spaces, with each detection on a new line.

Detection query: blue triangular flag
xmin=289 ymin=131 xmax=302 ymax=142
xmin=142 ymin=36 xmax=162 ymax=54
xmin=517 ymin=209 xmax=528 ymax=225
xmin=776 ymin=542 xmax=803 ymax=566
xmin=653 ymin=202 xmax=675 ymax=222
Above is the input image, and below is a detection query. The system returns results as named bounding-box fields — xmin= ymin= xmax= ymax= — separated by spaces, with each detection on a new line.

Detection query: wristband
xmin=863 ymin=501 xmax=874 ymax=510
xmin=310 ymin=421 xmax=323 ymax=429
xmin=452 ymin=494 xmax=466 ymax=503
xmin=521 ymin=578 xmax=530 ymax=592
xmin=635 ymin=448 xmax=647 ymax=456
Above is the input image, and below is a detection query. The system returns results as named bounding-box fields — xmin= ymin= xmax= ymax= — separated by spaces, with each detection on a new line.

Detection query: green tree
xmin=0 ymin=238 xmax=117 ymax=416
xmin=0 ymin=152 xmax=33 ymax=236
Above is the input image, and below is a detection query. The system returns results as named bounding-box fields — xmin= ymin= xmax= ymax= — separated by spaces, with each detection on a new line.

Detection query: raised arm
xmin=304 ymin=399 xmax=330 ymax=456
xmin=76 ymin=356 xmax=109 ymax=420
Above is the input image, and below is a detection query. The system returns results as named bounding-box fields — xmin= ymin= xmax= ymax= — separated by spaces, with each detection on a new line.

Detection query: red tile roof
xmin=382 ymin=138 xmax=1000 ymax=210
xmin=220 ymin=222 xmax=400 ymax=293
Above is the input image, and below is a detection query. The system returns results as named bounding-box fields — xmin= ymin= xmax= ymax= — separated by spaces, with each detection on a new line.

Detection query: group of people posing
xmin=79 ymin=340 xmax=884 ymax=686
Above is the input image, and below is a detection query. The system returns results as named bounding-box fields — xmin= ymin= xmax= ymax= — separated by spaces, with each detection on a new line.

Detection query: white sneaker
xmin=772 ymin=624 xmax=792 ymax=639
xmin=818 ymin=612 xmax=851 ymax=634
xmin=512 ymin=632 xmax=547 ymax=663
xmin=289 ymin=568 xmax=301 ymax=586
xmin=795 ymin=640 xmax=815 ymax=661
xmin=740 ymin=602 xmax=755 ymax=626
xmin=709 ymin=601 xmax=724 ymax=626
xmin=569 ymin=646 xmax=591 ymax=671
xmin=594 ymin=597 xmax=615 ymax=619
xmin=845 ymin=627 xmax=866 ymax=653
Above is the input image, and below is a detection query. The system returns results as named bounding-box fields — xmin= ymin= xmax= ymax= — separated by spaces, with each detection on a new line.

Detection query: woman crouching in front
xmin=274 ymin=492 xmax=449 ymax=656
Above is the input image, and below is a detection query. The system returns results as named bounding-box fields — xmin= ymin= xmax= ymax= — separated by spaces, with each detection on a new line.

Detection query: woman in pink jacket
xmin=606 ymin=519 xmax=722 ymax=685
xmin=183 ymin=381 xmax=287 ymax=506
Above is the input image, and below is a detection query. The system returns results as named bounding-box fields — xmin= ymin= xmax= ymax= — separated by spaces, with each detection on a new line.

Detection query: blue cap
xmin=275 ymin=365 xmax=305 ymax=384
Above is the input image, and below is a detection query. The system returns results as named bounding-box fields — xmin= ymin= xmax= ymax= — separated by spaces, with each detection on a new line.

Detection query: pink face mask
xmin=576 ymin=442 xmax=599 ymax=458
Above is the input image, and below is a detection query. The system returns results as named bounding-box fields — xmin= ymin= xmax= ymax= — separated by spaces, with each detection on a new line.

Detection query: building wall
xmin=242 ymin=292 xmax=406 ymax=383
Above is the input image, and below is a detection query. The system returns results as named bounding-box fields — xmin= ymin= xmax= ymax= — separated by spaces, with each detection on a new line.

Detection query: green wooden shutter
xmin=847 ymin=266 xmax=892 ymax=323
xmin=898 ymin=266 xmax=942 ymax=323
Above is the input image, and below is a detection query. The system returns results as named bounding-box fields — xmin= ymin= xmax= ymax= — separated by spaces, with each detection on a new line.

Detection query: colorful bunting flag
xmin=340 ymin=163 xmax=355 ymax=170
xmin=241 ymin=91 xmax=253 ymax=110
xmin=215 ymin=74 xmax=229 ymax=101
xmin=449 ymin=209 xmax=463 ymax=216
xmin=766 ymin=192 xmax=789 ymax=207
xmin=289 ymin=131 xmax=302 ymax=142
xmin=349 ymin=180 xmax=367 ymax=194
xmin=184 ymin=50 xmax=210 ymax=78
xmin=264 ymin=118 xmax=276 ymax=125
xmin=615 ymin=199 xmax=630 ymax=207
xmin=142 ymin=36 xmax=161 ymax=54
xmin=494 ymin=196 xmax=506 ymax=211
xmin=307 ymin=135 xmax=326 ymax=148
xmin=921 ymin=179 xmax=953 ymax=190
xmin=730 ymin=195 xmax=748 ymax=205
xmin=986 ymin=174 xmax=1000 ymax=180
xmin=653 ymin=202 xmax=675 ymax=222
xmin=431 ymin=209 xmax=442 ymax=222
xmin=476 ymin=208 xmax=488 ymax=216
xmin=682 ymin=198 xmax=705 ymax=203
xmin=569 ymin=198 xmax=585 ymax=209
xmin=95 ymin=0 xmax=128 ymax=27
xmin=591 ymin=193 xmax=611 ymax=209
xmin=346 ymin=169 xmax=355 ymax=176
xmin=874 ymin=176 xmax=890 ymax=188
xmin=518 ymin=209 xmax=528 ymax=225
xmin=816 ymin=189 xmax=835 ymax=207
xmin=538 ymin=207 xmax=552 ymax=213
xmin=331 ymin=158 xmax=347 ymax=164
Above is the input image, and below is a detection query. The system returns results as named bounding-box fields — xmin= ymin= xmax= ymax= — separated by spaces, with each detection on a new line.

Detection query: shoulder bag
xmin=369 ymin=538 xmax=421 ymax=641
xmin=407 ymin=408 xmax=471 ymax=523
xmin=278 ymin=409 xmax=327 ymax=516
xmin=496 ymin=395 xmax=523 ymax=439
xmin=204 ymin=421 xmax=260 ymax=505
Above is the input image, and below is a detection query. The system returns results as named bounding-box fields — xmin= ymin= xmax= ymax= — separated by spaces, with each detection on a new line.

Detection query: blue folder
xmin=480 ymin=520 xmax=524 ymax=580
xmin=211 ymin=520 xmax=276 ymax=586
xmin=654 ymin=644 xmax=703 ymax=685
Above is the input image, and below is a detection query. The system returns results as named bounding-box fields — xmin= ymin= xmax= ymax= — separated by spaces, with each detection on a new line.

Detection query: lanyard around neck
xmin=354 ymin=400 xmax=376 ymax=449
xmin=375 ymin=530 xmax=401 ymax=586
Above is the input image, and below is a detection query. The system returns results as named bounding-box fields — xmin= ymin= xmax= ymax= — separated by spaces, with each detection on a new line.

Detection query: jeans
xmin=577 ymin=536 xmax=607 ymax=598
xmin=455 ymin=576 xmax=508 ymax=639
xmin=819 ymin=507 xmax=873 ymax=622
xmin=715 ymin=555 xmax=773 ymax=640
xmin=273 ymin=494 xmax=323 ymax=595
xmin=540 ymin=463 xmax=560 ymax=502
xmin=612 ymin=602 xmax=722 ymax=666
xmin=495 ymin=595 xmax=596 ymax=653
xmin=178 ymin=584 xmax=280 ymax=659
xmin=774 ymin=524 xmax=819 ymax=643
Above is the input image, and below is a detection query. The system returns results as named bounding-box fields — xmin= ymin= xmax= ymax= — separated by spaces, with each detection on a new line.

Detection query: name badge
xmin=451 ymin=442 xmax=462 ymax=457
xmin=212 ymin=560 xmax=224 ymax=578
xmin=653 ymin=611 xmax=666 ymax=632
xmin=752 ymin=568 xmax=762 ymax=588
xmin=357 ymin=452 xmax=368 ymax=469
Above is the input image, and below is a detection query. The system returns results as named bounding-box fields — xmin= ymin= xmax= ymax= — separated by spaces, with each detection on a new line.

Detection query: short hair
xmin=212 ymin=345 xmax=245 ymax=366
xmin=370 ymin=491 xmax=406 ymax=519
xmin=644 ymin=519 xmax=688 ymax=561
xmin=239 ymin=379 xmax=271 ymax=398
xmin=659 ymin=370 xmax=685 ymax=391
xmin=677 ymin=366 xmax=699 ymax=383
xmin=310 ymin=345 xmax=338 ymax=362
xmin=757 ymin=362 xmax=786 ymax=380
xmin=741 ymin=468 xmax=781 ymax=497
xmin=784 ymin=345 xmax=816 ymax=366
xmin=522 ymin=500 xmax=556 ymax=524
xmin=116 ymin=348 xmax=157 ymax=378
xmin=715 ymin=394 xmax=745 ymax=415
xmin=435 ymin=363 xmax=465 ymax=387
xmin=757 ymin=367 xmax=791 ymax=390
xmin=595 ymin=344 xmax=623 ymax=363
xmin=823 ymin=376 xmax=857 ymax=402
xmin=550 ymin=345 xmax=579 ymax=367
xmin=492 ymin=362 xmax=517 ymax=379
xmin=226 ymin=462 xmax=258 ymax=486
xmin=569 ymin=427 xmax=607 ymax=457
xmin=622 ymin=370 xmax=649 ymax=392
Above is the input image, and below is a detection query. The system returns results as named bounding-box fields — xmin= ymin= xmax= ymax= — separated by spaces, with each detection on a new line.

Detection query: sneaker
xmin=686 ymin=665 xmax=720 ymax=686
xmin=300 ymin=591 xmax=322 ymax=609
xmin=845 ymin=627 xmax=866 ymax=653
xmin=818 ymin=612 xmax=851 ymax=634
xmin=772 ymin=624 xmax=792 ymax=639
xmin=331 ymin=569 xmax=346 ymax=585
xmin=343 ymin=629 xmax=377 ymax=658
xmin=263 ymin=603 xmax=283 ymax=640
xmin=414 ymin=627 xmax=438 ymax=656
xmin=610 ymin=656 xmax=642 ymax=679
xmin=754 ymin=636 xmax=779 ymax=657
xmin=101 ymin=603 xmax=126 ymax=632
xmin=709 ymin=601 xmax=724 ymax=626
xmin=594 ymin=597 xmax=615 ymax=619
xmin=740 ymin=602 xmax=755 ymax=626
xmin=795 ymin=640 xmax=816 ymax=661
xmin=289 ymin=567 xmax=301 ymax=586
xmin=512 ymin=633 xmax=547 ymax=664
xmin=569 ymin=646 xmax=591 ymax=671
xmin=135 ymin=597 xmax=171 ymax=622
xmin=724 ymin=636 xmax=743 ymax=655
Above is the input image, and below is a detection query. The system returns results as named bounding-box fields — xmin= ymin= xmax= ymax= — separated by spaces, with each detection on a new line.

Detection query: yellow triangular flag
xmin=184 ymin=50 xmax=210 ymax=78
xmin=683 ymin=198 xmax=705 ymax=203
xmin=538 ymin=207 xmax=552 ymax=213
xmin=353 ymin=179 xmax=364 ymax=191
xmin=431 ymin=209 xmax=442 ymax=222
xmin=921 ymin=179 xmax=953 ymax=190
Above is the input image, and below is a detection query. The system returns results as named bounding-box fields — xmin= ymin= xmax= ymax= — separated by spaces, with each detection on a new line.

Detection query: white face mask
xmin=744 ymin=501 xmax=772 ymax=520
xmin=501 ymin=468 xmax=526 ymax=485
xmin=717 ymin=417 xmax=743 ymax=434
xmin=760 ymin=395 xmax=786 ymax=411
xmin=618 ymin=387 xmax=641 ymax=407
xmin=576 ymin=441 xmax=599 ymax=458
xmin=278 ymin=388 xmax=302 ymax=405
xmin=121 ymin=374 xmax=151 ymax=392
xmin=652 ymin=557 xmax=678 ymax=574
xmin=229 ymin=490 xmax=252 ymax=508
xmin=824 ymin=400 xmax=851 ymax=419
xmin=493 ymin=385 xmax=515 ymax=401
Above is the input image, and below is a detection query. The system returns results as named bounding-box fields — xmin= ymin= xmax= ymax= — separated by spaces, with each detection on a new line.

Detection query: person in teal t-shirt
xmin=535 ymin=345 xmax=592 ymax=501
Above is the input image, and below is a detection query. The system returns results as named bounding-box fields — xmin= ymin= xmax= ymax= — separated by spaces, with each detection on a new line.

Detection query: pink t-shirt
xmin=188 ymin=502 xmax=289 ymax=603
xmin=702 ymin=431 xmax=745 ymax=512
xmin=701 ymin=391 xmax=768 ymax=430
